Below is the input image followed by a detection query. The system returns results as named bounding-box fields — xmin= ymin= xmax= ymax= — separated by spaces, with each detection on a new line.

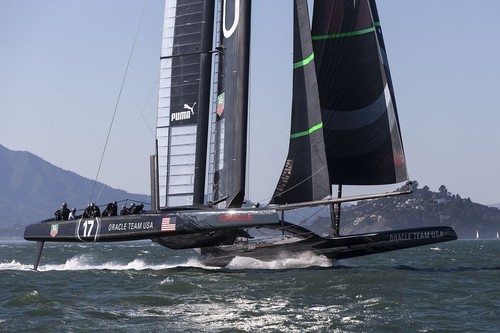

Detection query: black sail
xmin=270 ymin=0 xmax=330 ymax=205
xmin=212 ymin=0 xmax=251 ymax=208
xmin=369 ymin=0 xmax=404 ymax=149
xmin=312 ymin=0 xmax=408 ymax=185
xmin=156 ymin=0 xmax=215 ymax=207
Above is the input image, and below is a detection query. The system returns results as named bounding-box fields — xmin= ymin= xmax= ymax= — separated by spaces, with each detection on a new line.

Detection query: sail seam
xmin=293 ymin=53 xmax=315 ymax=69
xmin=312 ymin=22 xmax=380 ymax=41
xmin=290 ymin=122 xmax=323 ymax=139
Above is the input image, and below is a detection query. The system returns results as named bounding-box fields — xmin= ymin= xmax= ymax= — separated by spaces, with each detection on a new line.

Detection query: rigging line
xmin=293 ymin=204 xmax=329 ymax=222
xmin=124 ymin=84 xmax=156 ymax=138
xmin=261 ymin=163 xmax=329 ymax=204
xmin=139 ymin=109 xmax=156 ymax=138
xmin=341 ymin=193 xmax=404 ymax=233
xmin=139 ymin=77 xmax=158 ymax=138
xmin=130 ymin=52 xmax=178 ymax=140
xmin=90 ymin=0 xmax=150 ymax=204
xmin=130 ymin=53 xmax=173 ymax=140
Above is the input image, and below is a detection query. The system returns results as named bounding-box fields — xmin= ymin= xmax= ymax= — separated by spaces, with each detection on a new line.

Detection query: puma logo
xmin=183 ymin=102 xmax=196 ymax=115
xmin=171 ymin=102 xmax=197 ymax=121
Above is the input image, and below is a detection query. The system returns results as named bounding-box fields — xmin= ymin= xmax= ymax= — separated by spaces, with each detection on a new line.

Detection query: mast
xmin=156 ymin=0 xmax=215 ymax=208
xmin=212 ymin=0 xmax=252 ymax=208
xmin=331 ymin=184 xmax=342 ymax=236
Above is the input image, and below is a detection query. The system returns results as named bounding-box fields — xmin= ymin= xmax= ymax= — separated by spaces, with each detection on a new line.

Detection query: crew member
xmin=90 ymin=203 xmax=101 ymax=217
xmin=83 ymin=203 xmax=92 ymax=218
xmin=120 ymin=205 xmax=129 ymax=215
xmin=68 ymin=208 xmax=77 ymax=220
xmin=60 ymin=203 xmax=70 ymax=220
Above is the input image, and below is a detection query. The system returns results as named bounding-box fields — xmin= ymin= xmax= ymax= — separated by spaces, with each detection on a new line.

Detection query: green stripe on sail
xmin=293 ymin=53 xmax=315 ymax=69
xmin=290 ymin=122 xmax=323 ymax=139
xmin=312 ymin=22 xmax=380 ymax=41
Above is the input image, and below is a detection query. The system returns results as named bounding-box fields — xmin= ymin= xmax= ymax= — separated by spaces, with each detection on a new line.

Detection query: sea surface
xmin=1 ymin=240 xmax=499 ymax=332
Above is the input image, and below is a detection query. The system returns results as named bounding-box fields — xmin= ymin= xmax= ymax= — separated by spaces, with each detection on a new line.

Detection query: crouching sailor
xmin=54 ymin=203 xmax=70 ymax=221
xmin=102 ymin=201 xmax=118 ymax=216
xmin=68 ymin=208 xmax=77 ymax=220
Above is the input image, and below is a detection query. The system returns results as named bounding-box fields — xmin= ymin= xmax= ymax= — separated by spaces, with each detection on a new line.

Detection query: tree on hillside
xmin=439 ymin=185 xmax=448 ymax=195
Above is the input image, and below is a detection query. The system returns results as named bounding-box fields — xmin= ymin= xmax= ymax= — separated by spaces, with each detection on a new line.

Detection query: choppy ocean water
xmin=1 ymin=240 xmax=499 ymax=332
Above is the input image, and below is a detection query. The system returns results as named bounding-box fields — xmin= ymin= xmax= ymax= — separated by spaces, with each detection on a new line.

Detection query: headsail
xmin=156 ymin=0 xmax=215 ymax=208
xmin=212 ymin=0 xmax=252 ymax=208
xmin=312 ymin=0 xmax=408 ymax=185
xmin=270 ymin=0 xmax=330 ymax=205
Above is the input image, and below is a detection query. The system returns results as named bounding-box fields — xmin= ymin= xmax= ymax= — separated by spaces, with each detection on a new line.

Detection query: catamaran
xmin=24 ymin=0 xmax=457 ymax=269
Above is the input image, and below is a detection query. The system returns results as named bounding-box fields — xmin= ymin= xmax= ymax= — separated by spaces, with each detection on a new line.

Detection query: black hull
xmin=24 ymin=210 xmax=457 ymax=269
xmin=199 ymin=226 xmax=458 ymax=267
xmin=23 ymin=208 xmax=280 ymax=270
xmin=24 ymin=209 xmax=280 ymax=243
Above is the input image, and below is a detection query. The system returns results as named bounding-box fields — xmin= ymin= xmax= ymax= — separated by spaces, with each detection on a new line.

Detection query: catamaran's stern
xmin=197 ymin=226 xmax=458 ymax=267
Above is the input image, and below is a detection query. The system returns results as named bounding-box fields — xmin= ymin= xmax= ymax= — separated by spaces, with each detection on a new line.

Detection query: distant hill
xmin=0 ymin=145 xmax=150 ymax=238
xmin=2 ymin=145 xmax=500 ymax=240
xmin=306 ymin=182 xmax=500 ymax=240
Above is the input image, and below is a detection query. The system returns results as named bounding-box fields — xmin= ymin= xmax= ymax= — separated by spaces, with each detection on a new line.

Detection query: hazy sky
xmin=1 ymin=1 xmax=500 ymax=205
